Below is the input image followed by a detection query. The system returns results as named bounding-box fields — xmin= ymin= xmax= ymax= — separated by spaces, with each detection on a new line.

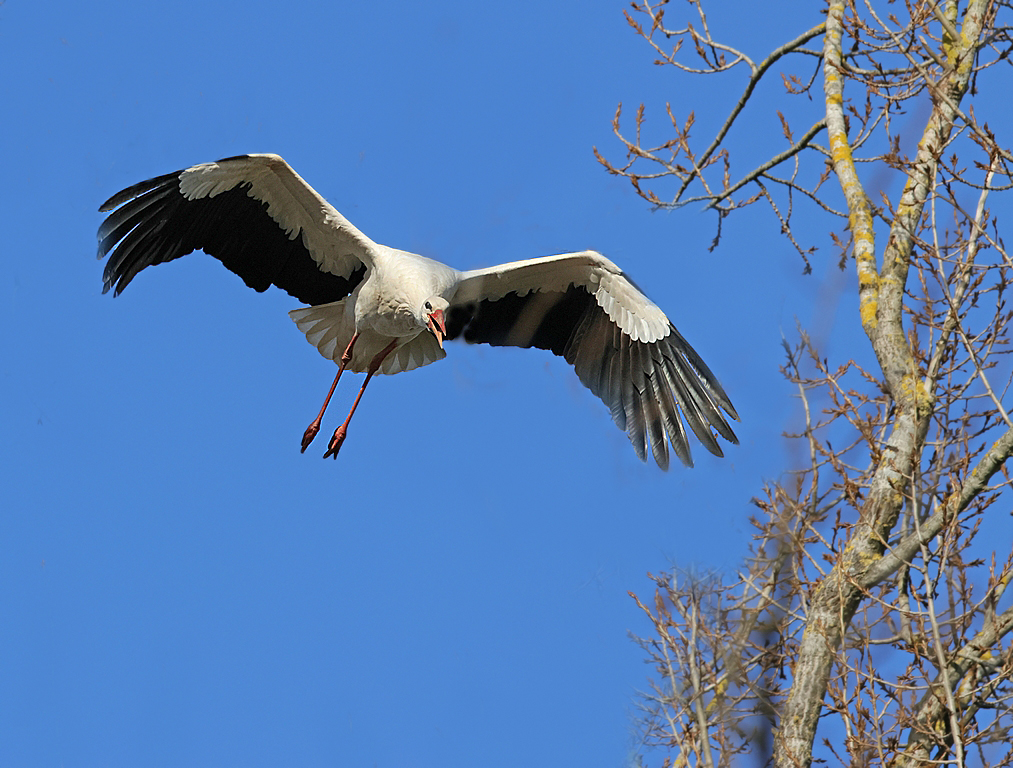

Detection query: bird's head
xmin=420 ymin=296 xmax=449 ymax=349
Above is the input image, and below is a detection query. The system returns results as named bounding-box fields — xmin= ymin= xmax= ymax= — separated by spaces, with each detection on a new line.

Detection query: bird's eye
xmin=424 ymin=301 xmax=432 ymax=311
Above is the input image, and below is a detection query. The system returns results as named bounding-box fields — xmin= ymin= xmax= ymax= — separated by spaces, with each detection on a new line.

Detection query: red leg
xmin=323 ymin=338 xmax=398 ymax=459
xmin=301 ymin=332 xmax=359 ymax=452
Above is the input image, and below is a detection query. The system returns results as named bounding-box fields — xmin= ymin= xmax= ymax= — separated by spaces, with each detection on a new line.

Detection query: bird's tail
xmin=289 ymin=301 xmax=355 ymax=365
xmin=289 ymin=302 xmax=446 ymax=375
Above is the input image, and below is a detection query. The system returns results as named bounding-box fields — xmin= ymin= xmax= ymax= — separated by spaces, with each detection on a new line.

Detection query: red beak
xmin=427 ymin=309 xmax=446 ymax=349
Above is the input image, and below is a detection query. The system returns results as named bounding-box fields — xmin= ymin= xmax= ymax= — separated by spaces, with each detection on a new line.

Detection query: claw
xmin=323 ymin=426 xmax=347 ymax=459
xmin=301 ymin=422 xmax=320 ymax=453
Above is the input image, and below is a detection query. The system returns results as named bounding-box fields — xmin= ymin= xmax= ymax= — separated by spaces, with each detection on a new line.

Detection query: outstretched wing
xmin=446 ymin=250 xmax=737 ymax=469
xmin=97 ymin=153 xmax=370 ymax=305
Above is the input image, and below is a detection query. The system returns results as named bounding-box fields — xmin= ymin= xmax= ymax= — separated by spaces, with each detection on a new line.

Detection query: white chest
xmin=351 ymin=246 xmax=459 ymax=339
xmin=353 ymin=272 xmax=421 ymax=338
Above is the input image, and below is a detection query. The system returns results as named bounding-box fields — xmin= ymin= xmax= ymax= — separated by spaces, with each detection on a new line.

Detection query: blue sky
xmin=3 ymin=1 xmax=843 ymax=766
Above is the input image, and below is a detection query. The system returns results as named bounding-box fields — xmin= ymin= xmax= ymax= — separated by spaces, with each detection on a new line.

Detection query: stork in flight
xmin=97 ymin=154 xmax=737 ymax=469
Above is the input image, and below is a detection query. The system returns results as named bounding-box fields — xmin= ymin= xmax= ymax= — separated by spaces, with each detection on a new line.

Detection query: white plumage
xmin=98 ymin=153 xmax=737 ymax=468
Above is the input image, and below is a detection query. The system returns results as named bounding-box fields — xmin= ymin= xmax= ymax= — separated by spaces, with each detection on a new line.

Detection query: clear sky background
xmin=1 ymin=1 xmax=888 ymax=766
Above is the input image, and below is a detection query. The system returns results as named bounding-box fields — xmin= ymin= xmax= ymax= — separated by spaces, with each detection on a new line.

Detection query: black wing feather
xmin=445 ymin=287 xmax=589 ymax=354
xmin=446 ymin=285 xmax=738 ymax=468
xmin=97 ymin=166 xmax=364 ymax=305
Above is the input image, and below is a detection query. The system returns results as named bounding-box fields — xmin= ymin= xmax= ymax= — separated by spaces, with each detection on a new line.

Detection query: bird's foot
xmin=323 ymin=426 xmax=347 ymax=459
xmin=301 ymin=422 xmax=321 ymax=453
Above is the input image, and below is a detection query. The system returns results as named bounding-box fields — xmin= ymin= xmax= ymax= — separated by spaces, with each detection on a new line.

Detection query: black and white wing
xmin=446 ymin=250 xmax=737 ymax=469
xmin=97 ymin=154 xmax=370 ymax=305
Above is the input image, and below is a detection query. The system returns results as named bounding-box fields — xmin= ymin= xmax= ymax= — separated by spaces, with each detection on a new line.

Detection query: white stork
xmin=97 ymin=154 xmax=737 ymax=469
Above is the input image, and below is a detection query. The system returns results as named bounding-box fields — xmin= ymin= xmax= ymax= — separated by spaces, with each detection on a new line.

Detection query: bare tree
xmin=599 ymin=1 xmax=1013 ymax=765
